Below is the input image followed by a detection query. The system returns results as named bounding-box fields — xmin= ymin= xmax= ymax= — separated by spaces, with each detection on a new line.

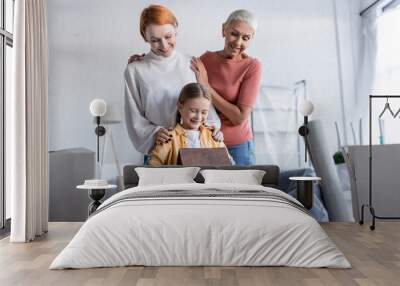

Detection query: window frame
xmin=0 ymin=0 xmax=14 ymax=230
xmin=370 ymin=7 xmax=400 ymax=145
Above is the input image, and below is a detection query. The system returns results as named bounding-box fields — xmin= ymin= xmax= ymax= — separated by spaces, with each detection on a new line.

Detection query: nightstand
xmin=77 ymin=181 xmax=116 ymax=216
xmin=289 ymin=176 xmax=321 ymax=209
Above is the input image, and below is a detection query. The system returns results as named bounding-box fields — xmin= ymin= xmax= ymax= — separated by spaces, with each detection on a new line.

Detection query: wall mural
xmin=47 ymin=1 xmax=360 ymax=222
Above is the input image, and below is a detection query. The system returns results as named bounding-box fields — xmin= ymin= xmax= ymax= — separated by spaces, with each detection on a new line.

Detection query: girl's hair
xmin=224 ymin=9 xmax=258 ymax=33
xmin=176 ymin=83 xmax=211 ymax=123
xmin=140 ymin=5 xmax=178 ymax=40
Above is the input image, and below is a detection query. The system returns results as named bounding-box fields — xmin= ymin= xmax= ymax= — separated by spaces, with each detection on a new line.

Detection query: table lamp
xmin=298 ymin=98 xmax=314 ymax=162
xmin=89 ymin=99 xmax=107 ymax=162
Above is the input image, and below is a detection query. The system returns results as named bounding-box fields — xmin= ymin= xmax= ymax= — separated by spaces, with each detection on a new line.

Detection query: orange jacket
xmin=148 ymin=123 xmax=226 ymax=165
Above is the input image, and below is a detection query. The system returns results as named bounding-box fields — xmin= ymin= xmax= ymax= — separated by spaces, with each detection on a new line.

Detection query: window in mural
xmin=0 ymin=0 xmax=14 ymax=230
xmin=372 ymin=6 xmax=400 ymax=144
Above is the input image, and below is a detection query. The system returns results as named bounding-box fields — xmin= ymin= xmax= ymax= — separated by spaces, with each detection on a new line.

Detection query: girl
xmin=148 ymin=83 xmax=231 ymax=166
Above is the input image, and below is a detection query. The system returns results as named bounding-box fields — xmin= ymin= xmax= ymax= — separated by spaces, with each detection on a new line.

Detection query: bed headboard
xmin=123 ymin=165 xmax=280 ymax=190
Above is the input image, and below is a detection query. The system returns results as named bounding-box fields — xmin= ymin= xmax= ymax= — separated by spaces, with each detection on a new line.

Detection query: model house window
xmin=371 ymin=6 xmax=400 ymax=144
xmin=1 ymin=0 xmax=14 ymax=230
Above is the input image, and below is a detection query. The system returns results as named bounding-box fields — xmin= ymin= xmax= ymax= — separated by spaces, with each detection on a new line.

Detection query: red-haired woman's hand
xmin=205 ymin=123 xmax=224 ymax=142
xmin=212 ymin=128 xmax=224 ymax=142
xmin=155 ymin=127 xmax=173 ymax=145
xmin=190 ymin=57 xmax=209 ymax=87
xmin=128 ymin=53 xmax=145 ymax=64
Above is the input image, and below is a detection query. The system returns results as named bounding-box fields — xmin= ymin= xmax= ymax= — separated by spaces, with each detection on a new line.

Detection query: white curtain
xmin=354 ymin=4 xmax=385 ymax=144
xmin=9 ymin=0 xmax=49 ymax=242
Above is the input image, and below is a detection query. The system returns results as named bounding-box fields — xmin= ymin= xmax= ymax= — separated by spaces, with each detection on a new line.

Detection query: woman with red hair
xmin=124 ymin=5 xmax=221 ymax=159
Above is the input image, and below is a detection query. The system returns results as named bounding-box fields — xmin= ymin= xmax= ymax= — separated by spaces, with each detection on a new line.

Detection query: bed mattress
xmin=50 ymin=183 xmax=350 ymax=269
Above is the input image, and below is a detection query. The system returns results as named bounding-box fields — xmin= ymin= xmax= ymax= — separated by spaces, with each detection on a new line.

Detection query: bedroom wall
xmin=47 ymin=0 xmax=362 ymax=181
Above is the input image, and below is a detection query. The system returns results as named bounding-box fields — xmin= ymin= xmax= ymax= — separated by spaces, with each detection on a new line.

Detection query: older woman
xmin=191 ymin=10 xmax=262 ymax=165
xmin=124 ymin=5 xmax=220 ymax=157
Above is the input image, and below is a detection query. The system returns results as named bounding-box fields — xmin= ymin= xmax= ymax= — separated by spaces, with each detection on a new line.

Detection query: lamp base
xmin=88 ymin=189 xmax=106 ymax=216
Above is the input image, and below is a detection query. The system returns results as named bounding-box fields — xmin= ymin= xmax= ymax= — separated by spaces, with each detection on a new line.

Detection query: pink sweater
xmin=200 ymin=51 xmax=262 ymax=146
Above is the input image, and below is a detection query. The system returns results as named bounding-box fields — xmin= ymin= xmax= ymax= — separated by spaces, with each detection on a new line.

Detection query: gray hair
xmin=224 ymin=9 xmax=258 ymax=33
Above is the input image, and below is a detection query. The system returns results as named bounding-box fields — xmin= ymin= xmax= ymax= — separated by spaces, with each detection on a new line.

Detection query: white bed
xmin=50 ymin=183 xmax=350 ymax=269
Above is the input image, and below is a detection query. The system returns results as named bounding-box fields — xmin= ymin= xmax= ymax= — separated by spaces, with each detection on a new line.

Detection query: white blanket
xmin=50 ymin=183 xmax=350 ymax=269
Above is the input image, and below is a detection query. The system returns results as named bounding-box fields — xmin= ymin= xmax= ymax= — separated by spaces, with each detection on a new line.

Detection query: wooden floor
xmin=0 ymin=222 xmax=399 ymax=286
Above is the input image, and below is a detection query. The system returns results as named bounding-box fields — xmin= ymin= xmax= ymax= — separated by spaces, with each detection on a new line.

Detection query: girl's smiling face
xmin=178 ymin=97 xmax=210 ymax=130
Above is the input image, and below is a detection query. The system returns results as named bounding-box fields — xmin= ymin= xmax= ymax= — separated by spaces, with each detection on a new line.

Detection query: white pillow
xmin=135 ymin=167 xmax=200 ymax=186
xmin=200 ymin=169 xmax=266 ymax=185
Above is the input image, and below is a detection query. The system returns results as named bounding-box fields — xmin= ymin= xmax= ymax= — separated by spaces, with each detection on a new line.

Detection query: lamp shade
xmin=90 ymin=99 xmax=107 ymax=117
xmin=298 ymin=99 xmax=314 ymax=116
